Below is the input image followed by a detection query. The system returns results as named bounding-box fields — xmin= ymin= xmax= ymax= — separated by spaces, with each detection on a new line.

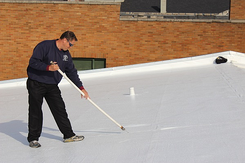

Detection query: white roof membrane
xmin=1 ymin=51 xmax=245 ymax=163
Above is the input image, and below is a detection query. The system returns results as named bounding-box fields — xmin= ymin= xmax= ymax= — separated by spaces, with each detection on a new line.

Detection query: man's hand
xmin=81 ymin=89 xmax=90 ymax=99
xmin=49 ymin=62 xmax=59 ymax=71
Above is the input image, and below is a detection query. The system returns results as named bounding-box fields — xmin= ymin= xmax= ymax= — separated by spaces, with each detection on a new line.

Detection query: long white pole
xmin=57 ymin=69 xmax=126 ymax=131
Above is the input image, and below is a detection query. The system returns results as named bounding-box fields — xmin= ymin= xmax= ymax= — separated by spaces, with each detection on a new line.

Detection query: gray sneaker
xmin=63 ymin=135 xmax=85 ymax=143
xmin=29 ymin=140 xmax=41 ymax=148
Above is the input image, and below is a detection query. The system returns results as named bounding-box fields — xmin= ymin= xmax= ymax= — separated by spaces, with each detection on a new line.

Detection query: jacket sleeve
xmin=64 ymin=55 xmax=84 ymax=89
xmin=28 ymin=43 xmax=49 ymax=71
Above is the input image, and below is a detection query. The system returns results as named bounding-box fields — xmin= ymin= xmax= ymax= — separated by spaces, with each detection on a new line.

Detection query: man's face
xmin=62 ymin=38 xmax=76 ymax=51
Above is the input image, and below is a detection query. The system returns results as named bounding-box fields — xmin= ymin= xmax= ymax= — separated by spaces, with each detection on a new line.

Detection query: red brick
xmin=0 ymin=1 xmax=245 ymax=80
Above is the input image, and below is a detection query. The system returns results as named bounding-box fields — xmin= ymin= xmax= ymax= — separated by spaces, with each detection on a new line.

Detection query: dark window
xmin=72 ymin=58 xmax=106 ymax=71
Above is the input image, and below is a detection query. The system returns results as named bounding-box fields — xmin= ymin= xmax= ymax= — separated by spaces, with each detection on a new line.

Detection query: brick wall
xmin=0 ymin=0 xmax=245 ymax=81
xmin=230 ymin=0 xmax=245 ymax=19
xmin=0 ymin=2 xmax=121 ymax=80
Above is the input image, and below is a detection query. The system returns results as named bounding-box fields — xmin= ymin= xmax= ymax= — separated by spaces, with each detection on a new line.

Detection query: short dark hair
xmin=60 ymin=31 xmax=78 ymax=41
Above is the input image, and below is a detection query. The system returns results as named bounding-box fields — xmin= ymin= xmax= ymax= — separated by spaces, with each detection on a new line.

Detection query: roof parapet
xmin=120 ymin=11 xmax=229 ymax=21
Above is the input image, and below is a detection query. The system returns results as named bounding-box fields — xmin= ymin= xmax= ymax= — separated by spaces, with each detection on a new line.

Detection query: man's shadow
xmin=0 ymin=120 xmax=61 ymax=145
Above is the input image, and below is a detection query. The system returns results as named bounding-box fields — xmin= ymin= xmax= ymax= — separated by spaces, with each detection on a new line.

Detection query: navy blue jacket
xmin=27 ymin=40 xmax=83 ymax=89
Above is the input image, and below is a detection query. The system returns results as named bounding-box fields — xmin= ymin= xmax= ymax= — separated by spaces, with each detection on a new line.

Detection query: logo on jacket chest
xmin=63 ymin=55 xmax=68 ymax=61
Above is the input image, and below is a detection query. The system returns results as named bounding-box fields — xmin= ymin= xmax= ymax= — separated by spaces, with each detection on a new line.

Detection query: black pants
xmin=27 ymin=78 xmax=75 ymax=142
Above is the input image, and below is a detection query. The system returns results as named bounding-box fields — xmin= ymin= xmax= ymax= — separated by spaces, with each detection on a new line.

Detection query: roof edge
xmin=0 ymin=51 xmax=244 ymax=89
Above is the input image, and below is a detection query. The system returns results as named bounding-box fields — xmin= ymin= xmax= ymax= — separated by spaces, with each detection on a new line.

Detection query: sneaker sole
xmin=63 ymin=136 xmax=85 ymax=143
xmin=29 ymin=144 xmax=41 ymax=148
xmin=29 ymin=142 xmax=41 ymax=148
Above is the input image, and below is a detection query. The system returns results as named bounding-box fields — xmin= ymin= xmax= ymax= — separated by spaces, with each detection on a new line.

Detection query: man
xmin=26 ymin=31 xmax=89 ymax=148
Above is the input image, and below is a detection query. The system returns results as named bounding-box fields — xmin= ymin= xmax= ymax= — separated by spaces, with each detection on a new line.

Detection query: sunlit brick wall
xmin=230 ymin=0 xmax=245 ymax=20
xmin=0 ymin=1 xmax=245 ymax=80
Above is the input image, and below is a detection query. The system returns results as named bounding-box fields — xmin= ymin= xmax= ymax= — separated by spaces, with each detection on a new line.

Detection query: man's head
xmin=60 ymin=31 xmax=78 ymax=42
xmin=57 ymin=31 xmax=78 ymax=51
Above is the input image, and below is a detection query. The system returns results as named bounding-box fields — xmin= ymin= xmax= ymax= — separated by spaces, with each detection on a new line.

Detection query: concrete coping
xmin=0 ymin=0 xmax=122 ymax=5
xmin=120 ymin=17 xmax=245 ymax=23
xmin=121 ymin=12 xmax=227 ymax=16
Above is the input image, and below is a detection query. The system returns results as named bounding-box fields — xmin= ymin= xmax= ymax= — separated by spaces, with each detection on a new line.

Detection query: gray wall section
xmin=121 ymin=0 xmax=230 ymax=13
